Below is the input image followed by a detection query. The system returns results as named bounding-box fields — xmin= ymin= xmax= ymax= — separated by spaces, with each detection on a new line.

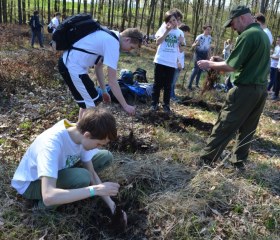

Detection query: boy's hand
xmin=123 ymin=104 xmax=136 ymax=115
xmin=102 ymin=92 xmax=111 ymax=103
xmin=110 ymin=206 xmax=127 ymax=233
xmin=94 ymin=182 xmax=120 ymax=196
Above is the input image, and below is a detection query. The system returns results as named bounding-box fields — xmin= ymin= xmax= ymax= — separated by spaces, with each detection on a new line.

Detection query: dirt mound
xmin=180 ymin=97 xmax=222 ymax=112
xmin=108 ymin=130 xmax=158 ymax=153
xmin=137 ymin=111 xmax=213 ymax=132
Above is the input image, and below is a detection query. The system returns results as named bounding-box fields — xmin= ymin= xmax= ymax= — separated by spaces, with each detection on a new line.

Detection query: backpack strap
xmin=66 ymin=29 xmax=118 ymax=64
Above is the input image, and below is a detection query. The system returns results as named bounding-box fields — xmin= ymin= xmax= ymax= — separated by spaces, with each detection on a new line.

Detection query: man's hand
xmin=197 ymin=60 xmax=210 ymax=70
xmin=123 ymin=104 xmax=136 ymax=115
xmin=102 ymin=92 xmax=111 ymax=103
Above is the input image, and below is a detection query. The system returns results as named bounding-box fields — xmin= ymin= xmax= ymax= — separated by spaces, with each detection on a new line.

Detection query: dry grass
xmin=0 ymin=24 xmax=280 ymax=240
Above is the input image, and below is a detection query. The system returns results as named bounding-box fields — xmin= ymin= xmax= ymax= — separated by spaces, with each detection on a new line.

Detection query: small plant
xmin=19 ymin=121 xmax=32 ymax=130
xmin=233 ymin=204 xmax=244 ymax=214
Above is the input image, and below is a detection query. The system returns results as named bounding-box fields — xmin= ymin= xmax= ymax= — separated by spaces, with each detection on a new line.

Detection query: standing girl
xmin=150 ymin=11 xmax=184 ymax=113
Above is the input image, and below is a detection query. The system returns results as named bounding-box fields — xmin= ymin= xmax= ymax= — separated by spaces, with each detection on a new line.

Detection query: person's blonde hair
xmin=121 ymin=28 xmax=143 ymax=47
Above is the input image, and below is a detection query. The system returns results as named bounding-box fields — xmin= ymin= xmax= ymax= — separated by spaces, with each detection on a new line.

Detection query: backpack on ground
xmin=52 ymin=13 xmax=118 ymax=52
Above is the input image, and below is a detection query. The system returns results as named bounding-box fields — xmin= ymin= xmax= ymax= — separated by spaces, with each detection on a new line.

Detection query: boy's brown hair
xmin=121 ymin=28 xmax=143 ymax=47
xmin=170 ymin=8 xmax=183 ymax=21
xmin=77 ymin=108 xmax=117 ymax=141
xmin=164 ymin=10 xmax=177 ymax=23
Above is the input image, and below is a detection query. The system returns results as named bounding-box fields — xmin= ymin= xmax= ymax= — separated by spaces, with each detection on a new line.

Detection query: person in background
xmin=11 ymin=108 xmax=127 ymax=226
xmin=255 ymin=13 xmax=273 ymax=45
xmin=188 ymin=25 xmax=212 ymax=90
xmin=150 ymin=10 xmax=184 ymax=113
xmin=170 ymin=24 xmax=190 ymax=101
xmin=49 ymin=12 xmax=61 ymax=34
xmin=29 ymin=10 xmax=44 ymax=48
xmin=197 ymin=6 xmax=269 ymax=169
xmin=273 ymin=58 xmax=280 ymax=101
xmin=268 ymin=36 xmax=280 ymax=93
xmin=222 ymin=39 xmax=232 ymax=60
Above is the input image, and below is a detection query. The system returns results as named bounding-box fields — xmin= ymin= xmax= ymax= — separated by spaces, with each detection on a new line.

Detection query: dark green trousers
xmin=201 ymin=84 xmax=267 ymax=163
xmin=23 ymin=150 xmax=113 ymax=200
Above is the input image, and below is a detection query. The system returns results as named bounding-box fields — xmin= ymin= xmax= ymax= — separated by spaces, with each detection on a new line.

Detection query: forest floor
xmin=0 ymin=24 xmax=280 ymax=240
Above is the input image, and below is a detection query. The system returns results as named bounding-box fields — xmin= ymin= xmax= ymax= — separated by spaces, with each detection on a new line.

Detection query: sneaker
xmin=271 ymin=95 xmax=279 ymax=101
xmin=163 ymin=105 xmax=171 ymax=114
xmin=150 ymin=105 xmax=159 ymax=111
xmin=171 ymin=97 xmax=179 ymax=102
xmin=195 ymin=85 xmax=200 ymax=89
xmin=188 ymin=86 xmax=193 ymax=91
xmin=231 ymin=161 xmax=245 ymax=171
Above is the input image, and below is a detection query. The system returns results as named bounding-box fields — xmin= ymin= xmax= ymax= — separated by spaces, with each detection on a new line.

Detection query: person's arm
xmin=107 ymin=66 xmax=136 ymax=115
xmin=95 ymin=61 xmax=111 ymax=103
xmin=156 ymin=24 xmax=173 ymax=45
xmin=41 ymin=175 xmax=120 ymax=207
xmin=197 ymin=60 xmax=235 ymax=72
xmin=83 ymin=161 xmax=116 ymax=213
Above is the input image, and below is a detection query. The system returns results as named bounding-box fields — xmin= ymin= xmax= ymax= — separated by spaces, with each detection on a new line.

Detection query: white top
xmin=11 ymin=119 xmax=99 ymax=194
xmin=195 ymin=33 xmax=212 ymax=51
xmin=51 ymin=16 xmax=60 ymax=33
xmin=263 ymin=27 xmax=273 ymax=45
xmin=154 ymin=27 xmax=184 ymax=68
xmin=62 ymin=30 xmax=120 ymax=75
xmin=271 ymin=45 xmax=280 ymax=68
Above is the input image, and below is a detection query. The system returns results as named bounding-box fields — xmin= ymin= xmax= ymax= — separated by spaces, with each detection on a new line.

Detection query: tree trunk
xmin=62 ymin=0 xmax=66 ymax=15
xmin=22 ymin=0 xmax=26 ymax=24
xmin=120 ymin=0 xmax=128 ymax=31
xmin=83 ymin=0 xmax=87 ymax=13
xmin=72 ymin=0 xmax=74 ymax=15
xmin=128 ymin=0 xmax=132 ymax=27
xmin=90 ymin=0 xmax=94 ymax=16
xmin=133 ymin=0 xmax=139 ymax=27
xmin=77 ymin=0 xmax=81 ymax=13
xmin=158 ymin=0 xmax=164 ymax=29
xmin=18 ymin=0 xmax=22 ymax=24
xmin=107 ymin=0 xmax=111 ymax=26
xmin=147 ymin=0 xmax=156 ymax=37
xmin=140 ymin=0 xmax=147 ymax=30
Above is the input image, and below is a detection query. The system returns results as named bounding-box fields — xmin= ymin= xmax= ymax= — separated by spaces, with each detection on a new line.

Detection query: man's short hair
xmin=77 ymin=108 xmax=117 ymax=141
xmin=33 ymin=10 xmax=39 ymax=15
xmin=121 ymin=28 xmax=143 ymax=47
xmin=55 ymin=12 xmax=61 ymax=17
xmin=255 ymin=13 xmax=266 ymax=24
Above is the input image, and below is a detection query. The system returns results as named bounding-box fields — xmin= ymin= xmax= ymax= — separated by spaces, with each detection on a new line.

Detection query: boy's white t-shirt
xmin=51 ymin=17 xmax=60 ymax=33
xmin=195 ymin=33 xmax=212 ymax=51
xmin=154 ymin=27 xmax=184 ymax=68
xmin=62 ymin=30 xmax=120 ymax=75
xmin=11 ymin=120 xmax=99 ymax=194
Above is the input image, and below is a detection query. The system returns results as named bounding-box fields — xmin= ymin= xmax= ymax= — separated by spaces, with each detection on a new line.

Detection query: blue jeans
xmin=188 ymin=50 xmax=208 ymax=88
xmin=268 ymin=67 xmax=277 ymax=91
xmin=31 ymin=30 xmax=43 ymax=47
xmin=171 ymin=69 xmax=181 ymax=98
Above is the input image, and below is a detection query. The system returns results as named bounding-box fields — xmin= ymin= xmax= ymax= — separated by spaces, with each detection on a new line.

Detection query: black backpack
xmin=52 ymin=13 xmax=118 ymax=52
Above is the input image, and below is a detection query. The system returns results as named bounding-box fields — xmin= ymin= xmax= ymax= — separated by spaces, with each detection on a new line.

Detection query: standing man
xmin=187 ymin=25 xmax=212 ymax=90
xmin=255 ymin=13 xmax=273 ymax=45
xmin=197 ymin=6 xmax=269 ymax=169
xmin=29 ymin=10 xmax=44 ymax=48
xmin=58 ymin=28 xmax=143 ymax=119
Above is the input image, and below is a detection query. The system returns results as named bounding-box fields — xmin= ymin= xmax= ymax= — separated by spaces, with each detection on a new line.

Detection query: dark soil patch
xmin=108 ymin=130 xmax=159 ymax=153
xmin=137 ymin=111 xmax=213 ymax=133
xmin=180 ymin=97 xmax=222 ymax=112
